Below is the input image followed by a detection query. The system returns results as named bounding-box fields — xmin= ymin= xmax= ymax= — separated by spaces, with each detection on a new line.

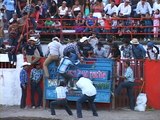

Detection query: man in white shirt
xmin=117 ymin=0 xmax=131 ymax=17
xmin=136 ymin=0 xmax=152 ymax=17
xmin=104 ymin=0 xmax=118 ymax=16
xmin=76 ymin=74 xmax=98 ymax=118
xmin=43 ymin=37 xmax=62 ymax=79
xmin=50 ymin=81 xmax=73 ymax=115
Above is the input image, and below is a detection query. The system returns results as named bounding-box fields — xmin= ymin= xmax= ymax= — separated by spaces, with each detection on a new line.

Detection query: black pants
xmin=20 ymin=84 xmax=27 ymax=108
xmin=31 ymin=82 xmax=42 ymax=107
xmin=50 ymin=99 xmax=73 ymax=115
xmin=115 ymin=81 xmax=135 ymax=110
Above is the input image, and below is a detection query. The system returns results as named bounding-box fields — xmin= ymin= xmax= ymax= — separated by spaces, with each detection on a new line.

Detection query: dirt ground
xmin=0 ymin=106 xmax=160 ymax=120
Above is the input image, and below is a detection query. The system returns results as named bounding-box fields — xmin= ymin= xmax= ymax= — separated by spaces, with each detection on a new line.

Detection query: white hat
xmin=130 ymin=38 xmax=139 ymax=44
xmin=79 ymin=36 xmax=89 ymax=43
xmin=28 ymin=37 xmax=38 ymax=42
xmin=52 ymin=37 xmax=60 ymax=42
xmin=125 ymin=0 xmax=130 ymax=2
xmin=21 ymin=62 xmax=31 ymax=67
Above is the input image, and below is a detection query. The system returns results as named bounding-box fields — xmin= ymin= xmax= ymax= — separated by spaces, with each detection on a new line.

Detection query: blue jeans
xmin=115 ymin=81 xmax=135 ymax=110
xmin=76 ymin=94 xmax=98 ymax=118
xmin=144 ymin=27 xmax=152 ymax=39
xmin=0 ymin=38 xmax=3 ymax=47
xmin=6 ymin=10 xmax=14 ymax=21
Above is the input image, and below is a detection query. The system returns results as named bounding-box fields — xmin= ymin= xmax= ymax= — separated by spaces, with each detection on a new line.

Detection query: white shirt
xmin=136 ymin=1 xmax=152 ymax=15
xmin=56 ymin=86 xmax=68 ymax=99
xmin=59 ymin=6 xmax=68 ymax=16
xmin=89 ymin=37 xmax=99 ymax=48
xmin=117 ymin=3 xmax=131 ymax=16
xmin=48 ymin=40 xmax=62 ymax=56
xmin=76 ymin=77 xmax=96 ymax=96
xmin=94 ymin=47 xmax=106 ymax=58
xmin=104 ymin=4 xmax=118 ymax=15
xmin=153 ymin=2 xmax=160 ymax=11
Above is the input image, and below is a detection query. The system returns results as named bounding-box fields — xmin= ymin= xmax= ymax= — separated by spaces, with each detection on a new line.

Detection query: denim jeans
xmin=6 ymin=10 xmax=14 ymax=21
xmin=115 ymin=81 xmax=135 ymax=110
xmin=76 ymin=94 xmax=98 ymax=118
xmin=20 ymin=84 xmax=27 ymax=108
xmin=31 ymin=81 xmax=42 ymax=107
xmin=8 ymin=46 xmax=17 ymax=62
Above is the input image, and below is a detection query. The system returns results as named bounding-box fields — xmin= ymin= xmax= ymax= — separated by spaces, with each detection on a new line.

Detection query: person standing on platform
xmin=50 ymin=81 xmax=73 ymax=116
xmin=115 ymin=60 xmax=135 ymax=110
xmin=76 ymin=74 xmax=98 ymax=118
xmin=20 ymin=62 xmax=31 ymax=109
xmin=30 ymin=62 xmax=43 ymax=109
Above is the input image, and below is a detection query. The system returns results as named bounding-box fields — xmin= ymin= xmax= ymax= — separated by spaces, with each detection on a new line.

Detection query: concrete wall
xmin=0 ymin=54 xmax=24 ymax=105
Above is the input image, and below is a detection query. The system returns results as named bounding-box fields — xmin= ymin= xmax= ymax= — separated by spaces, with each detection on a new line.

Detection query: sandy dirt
xmin=0 ymin=106 xmax=160 ymax=120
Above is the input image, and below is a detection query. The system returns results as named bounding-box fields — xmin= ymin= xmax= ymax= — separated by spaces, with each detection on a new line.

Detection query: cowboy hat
xmin=52 ymin=37 xmax=60 ymax=42
xmin=79 ymin=36 xmax=89 ymax=43
xmin=130 ymin=38 xmax=139 ymax=44
xmin=28 ymin=37 xmax=38 ymax=42
xmin=21 ymin=62 xmax=31 ymax=67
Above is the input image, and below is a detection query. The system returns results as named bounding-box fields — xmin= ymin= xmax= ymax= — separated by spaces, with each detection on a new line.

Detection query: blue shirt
xmin=124 ymin=67 xmax=134 ymax=82
xmin=57 ymin=56 xmax=74 ymax=74
xmin=30 ymin=68 xmax=43 ymax=82
xmin=132 ymin=44 xmax=146 ymax=59
xmin=2 ymin=0 xmax=15 ymax=11
xmin=20 ymin=68 xmax=28 ymax=86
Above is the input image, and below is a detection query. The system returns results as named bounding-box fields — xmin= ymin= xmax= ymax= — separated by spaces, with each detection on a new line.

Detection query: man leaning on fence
xmin=114 ymin=60 xmax=135 ymax=110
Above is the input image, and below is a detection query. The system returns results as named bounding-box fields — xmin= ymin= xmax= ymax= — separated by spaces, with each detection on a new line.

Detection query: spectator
xmin=23 ymin=37 xmax=40 ymax=65
xmin=29 ymin=30 xmax=44 ymax=57
xmin=47 ymin=1 xmax=58 ymax=18
xmin=20 ymin=62 xmax=31 ymax=109
xmin=143 ymin=12 xmax=152 ymax=41
xmin=58 ymin=1 xmax=68 ymax=26
xmin=9 ymin=13 xmax=19 ymax=24
xmin=41 ymin=0 xmax=49 ymax=18
xmin=2 ymin=0 xmax=16 ymax=21
xmin=115 ymin=60 xmax=135 ymax=110
xmin=103 ymin=14 xmax=111 ymax=39
xmin=121 ymin=39 xmax=133 ymax=59
xmin=153 ymin=9 xmax=160 ymax=41
xmin=111 ymin=12 xmax=118 ymax=34
xmin=88 ymin=32 xmax=99 ymax=48
xmin=135 ymin=0 xmax=152 ymax=17
xmin=0 ymin=7 xmax=7 ymax=29
xmin=79 ymin=36 xmax=93 ymax=58
xmin=147 ymin=41 xmax=159 ymax=60
xmin=0 ymin=19 xmax=4 ymax=47
xmin=43 ymin=37 xmax=62 ymax=79
xmin=50 ymin=81 xmax=73 ymax=116
xmin=104 ymin=39 xmax=112 ymax=58
xmin=92 ymin=0 xmax=104 ymax=19
xmin=110 ymin=42 xmax=121 ymax=60
xmin=44 ymin=17 xmax=54 ymax=32
xmin=130 ymin=38 xmax=146 ymax=59
xmin=53 ymin=20 xmax=61 ymax=32
xmin=104 ymin=0 xmax=118 ymax=16
xmin=75 ymin=12 xmax=85 ymax=33
xmin=76 ymin=74 xmax=98 ymax=118
xmin=83 ymin=0 xmax=91 ymax=17
xmin=17 ymin=0 xmax=27 ymax=17
xmin=30 ymin=62 xmax=43 ymax=109
xmin=153 ymin=0 xmax=160 ymax=11
xmin=8 ymin=20 xmax=19 ymax=65
xmin=94 ymin=42 xmax=106 ymax=58
xmin=72 ymin=0 xmax=82 ymax=18
xmin=57 ymin=51 xmax=75 ymax=86
xmin=84 ymin=12 xmax=99 ymax=33
xmin=117 ymin=0 xmax=131 ymax=17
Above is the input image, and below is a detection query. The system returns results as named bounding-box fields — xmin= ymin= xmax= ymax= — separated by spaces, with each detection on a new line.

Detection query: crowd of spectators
xmin=0 ymin=0 xmax=160 ymax=43
xmin=0 ymin=0 xmax=160 ymax=66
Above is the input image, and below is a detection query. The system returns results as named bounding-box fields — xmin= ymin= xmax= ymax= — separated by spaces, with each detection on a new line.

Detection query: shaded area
xmin=0 ymin=117 xmax=60 ymax=120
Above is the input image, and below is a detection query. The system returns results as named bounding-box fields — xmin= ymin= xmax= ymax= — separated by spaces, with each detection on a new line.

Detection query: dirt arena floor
xmin=0 ymin=106 xmax=160 ymax=120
